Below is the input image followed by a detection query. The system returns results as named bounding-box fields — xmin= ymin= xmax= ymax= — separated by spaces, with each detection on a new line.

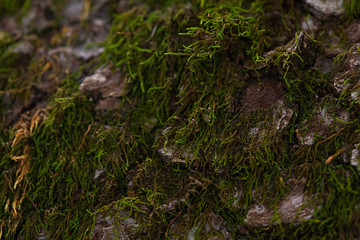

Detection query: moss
xmin=2 ymin=0 xmax=360 ymax=239
xmin=0 ymin=0 xmax=31 ymax=16
xmin=344 ymin=0 xmax=360 ymax=18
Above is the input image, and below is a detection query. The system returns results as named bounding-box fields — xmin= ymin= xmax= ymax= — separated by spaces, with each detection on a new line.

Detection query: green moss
xmin=2 ymin=0 xmax=360 ymax=239
xmin=345 ymin=0 xmax=360 ymax=18
xmin=0 ymin=0 xmax=31 ymax=16
xmin=170 ymin=2 xmax=270 ymax=66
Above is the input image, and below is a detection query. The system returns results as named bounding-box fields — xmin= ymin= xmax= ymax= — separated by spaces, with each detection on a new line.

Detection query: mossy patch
xmin=2 ymin=0 xmax=360 ymax=239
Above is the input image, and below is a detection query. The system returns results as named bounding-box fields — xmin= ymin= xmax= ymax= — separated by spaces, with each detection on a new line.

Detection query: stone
xmin=0 ymin=17 xmax=20 ymax=36
xmin=245 ymin=204 xmax=274 ymax=226
xmin=7 ymin=40 xmax=34 ymax=56
xmin=94 ymin=169 xmax=105 ymax=181
xmin=333 ymin=43 xmax=360 ymax=95
xmin=345 ymin=144 xmax=360 ymax=170
xmin=73 ymin=46 xmax=104 ymax=61
xmin=158 ymin=146 xmax=193 ymax=164
xmin=305 ymin=0 xmax=344 ymax=17
xmin=143 ymin=117 xmax=158 ymax=130
xmin=346 ymin=21 xmax=360 ymax=43
xmin=247 ymin=100 xmax=293 ymax=141
xmin=95 ymin=98 xmax=121 ymax=111
xmin=48 ymin=45 xmax=104 ymax=62
xmin=333 ymin=73 xmax=350 ymax=94
xmin=296 ymin=100 xmax=349 ymax=146
xmin=80 ymin=73 xmax=107 ymax=92
xmin=158 ymin=126 xmax=195 ymax=164
xmin=174 ymin=212 xmax=233 ymax=240
xmin=195 ymin=213 xmax=232 ymax=239
xmin=272 ymin=101 xmax=294 ymax=131
xmin=80 ymin=65 xmax=129 ymax=99
xmin=351 ymin=90 xmax=360 ymax=100
xmin=313 ymin=55 xmax=334 ymax=74
xmin=159 ymin=199 xmax=180 ymax=212
xmin=301 ymin=17 xmax=319 ymax=32
xmin=62 ymin=1 xmax=84 ymax=24
xmin=241 ymin=79 xmax=285 ymax=111
xmin=21 ymin=0 xmax=55 ymax=34
xmin=91 ymin=212 xmax=137 ymax=240
xmin=351 ymin=147 xmax=359 ymax=168
xmin=245 ymin=178 xmax=316 ymax=226
xmin=46 ymin=46 xmax=81 ymax=78
xmin=35 ymin=230 xmax=48 ymax=240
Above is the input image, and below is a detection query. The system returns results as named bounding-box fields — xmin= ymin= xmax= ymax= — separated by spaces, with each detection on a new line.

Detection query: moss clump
xmin=2 ymin=0 xmax=360 ymax=239
xmin=344 ymin=0 xmax=360 ymax=18
xmin=0 ymin=0 xmax=31 ymax=16
xmin=102 ymin=1 xmax=360 ymax=238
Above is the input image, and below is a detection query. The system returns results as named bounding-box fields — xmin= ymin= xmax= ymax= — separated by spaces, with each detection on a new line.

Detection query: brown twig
xmin=78 ymin=123 xmax=93 ymax=151
xmin=325 ymin=132 xmax=360 ymax=164
xmin=165 ymin=209 xmax=183 ymax=237
xmin=24 ymin=191 xmax=37 ymax=208
xmin=317 ymin=127 xmax=345 ymax=146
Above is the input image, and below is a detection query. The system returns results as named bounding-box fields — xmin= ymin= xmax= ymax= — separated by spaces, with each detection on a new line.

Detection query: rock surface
xmin=305 ymin=0 xmax=344 ymax=17
xmin=92 ymin=211 xmax=140 ymax=240
xmin=80 ymin=65 xmax=129 ymax=112
xmin=333 ymin=43 xmax=360 ymax=95
xmin=245 ymin=178 xmax=316 ymax=226
xmin=296 ymin=99 xmax=349 ymax=145
xmin=169 ymin=212 xmax=233 ymax=239
xmin=241 ymin=79 xmax=285 ymax=111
